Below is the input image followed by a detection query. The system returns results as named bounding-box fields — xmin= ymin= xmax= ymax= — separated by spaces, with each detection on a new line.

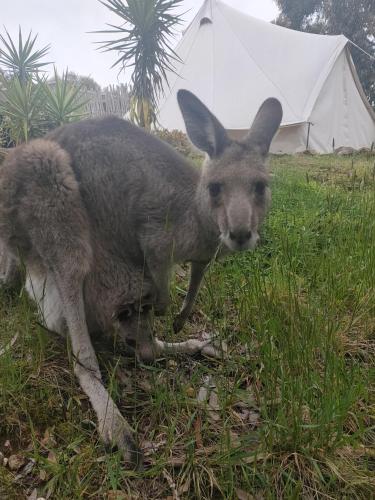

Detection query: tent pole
xmin=306 ymin=122 xmax=312 ymax=150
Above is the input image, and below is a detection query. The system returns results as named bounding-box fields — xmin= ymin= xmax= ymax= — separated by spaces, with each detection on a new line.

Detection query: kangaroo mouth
xmin=221 ymin=231 xmax=259 ymax=252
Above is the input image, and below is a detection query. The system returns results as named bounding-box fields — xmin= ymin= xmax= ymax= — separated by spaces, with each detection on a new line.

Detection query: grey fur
xmin=0 ymin=90 xmax=282 ymax=466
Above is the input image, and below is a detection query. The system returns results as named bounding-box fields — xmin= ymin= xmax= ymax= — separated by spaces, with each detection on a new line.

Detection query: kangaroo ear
xmin=177 ymin=89 xmax=230 ymax=158
xmin=244 ymin=98 xmax=283 ymax=156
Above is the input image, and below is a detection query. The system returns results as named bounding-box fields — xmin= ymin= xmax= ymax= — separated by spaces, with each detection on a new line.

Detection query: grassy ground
xmin=0 ymin=152 xmax=374 ymax=499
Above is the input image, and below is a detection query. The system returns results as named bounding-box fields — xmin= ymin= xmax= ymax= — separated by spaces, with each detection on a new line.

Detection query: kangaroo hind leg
xmin=18 ymin=140 xmax=141 ymax=467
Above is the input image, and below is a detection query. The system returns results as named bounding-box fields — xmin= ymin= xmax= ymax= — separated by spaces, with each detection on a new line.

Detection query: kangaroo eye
xmin=208 ymin=182 xmax=222 ymax=197
xmin=254 ymin=181 xmax=266 ymax=195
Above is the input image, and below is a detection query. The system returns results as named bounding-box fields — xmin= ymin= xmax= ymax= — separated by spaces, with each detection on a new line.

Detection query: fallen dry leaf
xmin=167 ymin=359 xmax=178 ymax=370
xmin=8 ymin=454 xmax=26 ymax=471
xmin=141 ymin=438 xmax=167 ymax=457
xmin=197 ymin=375 xmax=214 ymax=402
xmin=208 ymin=390 xmax=220 ymax=411
xmin=196 ymin=375 xmax=221 ymax=421
xmin=27 ymin=489 xmax=38 ymax=500
xmin=47 ymin=451 xmax=57 ymax=464
xmin=230 ymin=431 xmax=241 ymax=448
xmin=234 ymin=408 xmax=260 ymax=427
xmin=15 ymin=458 xmax=35 ymax=480
xmin=248 ymin=411 xmax=260 ymax=426
xmin=243 ymin=453 xmax=270 ymax=464
xmin=185 ymin=386 xmax=195 ymax=398
xmin=336 ymin=445 xmax=375 ymax=459
xmin=41 ymin=428 xmax=57 ymax=448
xmin=107 ymin=491 xmax=130 ymax=500
xmin=236 ymin=488 xmax=254 ymax=500
xmin=208 ymin=390 xmax=221 ymax=422
xmin=197 ymin=384 xmax=208 ymax=403
xmin=138 ymin=378 xmax=152 ymax=393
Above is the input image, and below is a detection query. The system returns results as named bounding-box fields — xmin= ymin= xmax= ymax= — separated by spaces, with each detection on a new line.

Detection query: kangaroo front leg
xmin=145 ymin=258 xmax=172 ymax=315
xmin=173 ymin=261 xmax=208 ymax=333
xmin=55 ymin=274 xmax=142 ymax=468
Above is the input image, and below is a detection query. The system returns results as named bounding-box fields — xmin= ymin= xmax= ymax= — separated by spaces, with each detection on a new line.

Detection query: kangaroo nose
xmin=229 ymin=230 xmax=252 ymax=245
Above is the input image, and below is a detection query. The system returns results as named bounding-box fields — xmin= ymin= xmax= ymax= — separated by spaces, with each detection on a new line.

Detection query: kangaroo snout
xmin=220 ymin=194 xmax=260 ymax=251
xmin=224 ymin=227 xmax=259 ymax=251
xmin=229 ymin=229 xmax=252 ymax=246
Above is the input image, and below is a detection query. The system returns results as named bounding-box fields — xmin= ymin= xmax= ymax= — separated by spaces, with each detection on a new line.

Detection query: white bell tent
xmin=157 ymin=0 xmax=375 ymax=154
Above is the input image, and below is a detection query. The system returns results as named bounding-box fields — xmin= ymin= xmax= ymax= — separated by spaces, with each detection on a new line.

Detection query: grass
xmin=0 ymin=152 xmax=374 ymax=499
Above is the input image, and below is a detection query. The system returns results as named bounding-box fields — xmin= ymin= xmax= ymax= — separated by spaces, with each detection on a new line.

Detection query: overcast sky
xmin=1 ymin=0 xmax=279 ymax=87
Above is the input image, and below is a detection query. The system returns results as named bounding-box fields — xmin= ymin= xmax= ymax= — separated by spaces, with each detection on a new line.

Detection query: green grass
xmin=0 ymin=153 xmax=374 ymax=499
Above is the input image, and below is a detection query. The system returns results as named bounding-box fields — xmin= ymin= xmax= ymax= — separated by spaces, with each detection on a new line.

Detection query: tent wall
xmin=157 ymin=0 xmax=375 ymax=154
xmin=308 ymin=50 xmax=375 ymax=153
xmin=226 ymin=49 xmax=375 ymax=155
xmin=228 ymin=125 xmax=308 ymax=154
xmin=270 ymin=125 xmax=309 ymax=154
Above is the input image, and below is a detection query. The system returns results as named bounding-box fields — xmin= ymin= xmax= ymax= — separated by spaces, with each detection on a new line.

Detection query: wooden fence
xmin=84 ymin=84 xmax=130 ymax=119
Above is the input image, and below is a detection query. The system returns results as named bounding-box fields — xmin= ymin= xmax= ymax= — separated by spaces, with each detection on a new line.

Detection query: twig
xmin=0 ymin=332 xmax=19 ymax=356
xmin=162 ymin=469 xmax=180 ymax=500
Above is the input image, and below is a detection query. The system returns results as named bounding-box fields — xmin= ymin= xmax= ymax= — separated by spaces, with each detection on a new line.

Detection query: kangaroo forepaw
xmin=153 ymin=299 xmax=170 ymax=316
xmin=173 ymin=313 xmax=187 ymax=333
xmin=99 ymin=410 xmax=143 ymax=469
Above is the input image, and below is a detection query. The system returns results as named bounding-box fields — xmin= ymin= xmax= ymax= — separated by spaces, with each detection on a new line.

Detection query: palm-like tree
xmin=41 ymin=67 xmax=89 ymax=128
xmin=0 ymin=29 xmax=50 ymax=143
xmin=96 ymin=0 xmax=184 ymax=129
xmin=0 ymin=76 xmax=45 ymax=143
xmin=0 ymin=29 xmax=87 ymax=144
xmin=0 ymin=28 xmax=50 ymax=83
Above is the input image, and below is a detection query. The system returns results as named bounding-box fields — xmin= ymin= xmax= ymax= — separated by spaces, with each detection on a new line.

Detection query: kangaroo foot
xmin=153 ymin=332 xmax=227 ymax=359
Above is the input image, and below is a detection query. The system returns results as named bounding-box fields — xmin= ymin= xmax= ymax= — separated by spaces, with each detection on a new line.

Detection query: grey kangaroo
xmin=0 ymin=90 xmax=282 ymax=466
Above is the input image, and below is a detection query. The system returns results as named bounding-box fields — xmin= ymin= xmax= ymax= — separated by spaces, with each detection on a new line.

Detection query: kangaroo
xmin=0 ymin=90 xmax=282 ymax=466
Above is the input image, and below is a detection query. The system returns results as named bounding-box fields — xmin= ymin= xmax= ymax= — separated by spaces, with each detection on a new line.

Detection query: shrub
xmin=154 ymin=128 xmax=203 ymax=161
xmin=0 ymin=29 xmax=88 ymax=145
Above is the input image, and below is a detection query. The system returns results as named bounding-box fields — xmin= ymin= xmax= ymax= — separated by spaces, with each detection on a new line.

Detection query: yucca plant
xmin=0 ymin=75 xmax=44 ymax=143
xmin=95 ymin=0 xmax=184 ymax=129
xmin=41 ymin=67 xmax=88 ymax=127
xmin=0 ymin=28 xmax=50 ymax=82
xmin=0 ymin=29 xmax=87 ymax=144
xmin=0 ymin=28 xmax=51 ymax=144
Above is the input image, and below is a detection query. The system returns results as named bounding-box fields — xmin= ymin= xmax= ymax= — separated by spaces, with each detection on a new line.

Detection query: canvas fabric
xmin=157 ymin=0 xmax=375 ymax=153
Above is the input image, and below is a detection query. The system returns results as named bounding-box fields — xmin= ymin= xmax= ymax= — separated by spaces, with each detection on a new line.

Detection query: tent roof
xmin=157 ymin=0 xmax=350 ymax=130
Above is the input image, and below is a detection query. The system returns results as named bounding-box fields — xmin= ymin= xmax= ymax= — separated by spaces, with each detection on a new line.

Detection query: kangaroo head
xmin=177 ymin=90 xmax=282 ymax=252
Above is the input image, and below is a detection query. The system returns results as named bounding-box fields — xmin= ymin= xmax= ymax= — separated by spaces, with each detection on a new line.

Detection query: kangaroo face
xmin=177 ymin=90 xmax=282 ymax=252
xmin=201 ymin=145 xmax=271 ymax=252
